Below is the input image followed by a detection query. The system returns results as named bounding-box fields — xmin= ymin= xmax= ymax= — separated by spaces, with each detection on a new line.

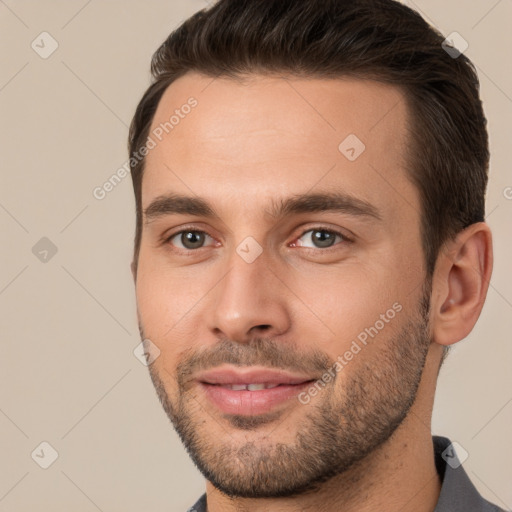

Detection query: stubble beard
xmin=143 ymin=291 xmax=431 ymax=499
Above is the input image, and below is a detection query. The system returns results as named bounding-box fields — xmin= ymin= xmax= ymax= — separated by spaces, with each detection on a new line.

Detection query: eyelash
xmin=162 ymin=225 xmax=353 ymax=253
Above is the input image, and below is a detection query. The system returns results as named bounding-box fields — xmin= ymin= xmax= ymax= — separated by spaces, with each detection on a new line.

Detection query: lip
xmin=196 ymin=366 xmax=316 ymax=416
xmin=197 ymin=366 xmax=316 ymax=386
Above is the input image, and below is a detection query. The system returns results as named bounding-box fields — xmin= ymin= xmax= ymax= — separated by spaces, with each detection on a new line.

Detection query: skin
xmin=132 ymin=72 xmax=493 ymax=512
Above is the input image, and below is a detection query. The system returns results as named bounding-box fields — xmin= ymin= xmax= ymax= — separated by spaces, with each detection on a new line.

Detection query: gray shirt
xmin=187 ymin=436 xmax=507 ymax=511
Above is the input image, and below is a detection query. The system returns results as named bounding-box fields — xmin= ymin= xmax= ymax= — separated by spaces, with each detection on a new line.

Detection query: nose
xmin=209 ymin=247 xmax=291 ymax=343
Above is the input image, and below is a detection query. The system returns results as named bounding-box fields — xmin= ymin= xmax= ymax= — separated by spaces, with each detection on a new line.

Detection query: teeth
xmin=223 ymin=383 xmax=281 ymax=390
xmin=247 ymin=383 xmax=266 ymax=391
xmin=230 ymin=384 xmax=248 ymax=391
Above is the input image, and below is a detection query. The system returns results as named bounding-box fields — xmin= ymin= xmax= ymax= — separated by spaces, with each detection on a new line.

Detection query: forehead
xmin=142 ymin=71 xmax=418 ymax=223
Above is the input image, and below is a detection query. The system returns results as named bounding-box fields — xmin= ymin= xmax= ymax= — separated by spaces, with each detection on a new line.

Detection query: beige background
xmin=1 ymin=1 xmax=511 ymax=511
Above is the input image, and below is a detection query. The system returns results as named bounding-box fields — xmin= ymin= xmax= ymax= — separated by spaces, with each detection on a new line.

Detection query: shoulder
xmin=186 ymin=492 xmax=207 ymax=512
xmin=433 ymin=435 xmax=508 ymax=512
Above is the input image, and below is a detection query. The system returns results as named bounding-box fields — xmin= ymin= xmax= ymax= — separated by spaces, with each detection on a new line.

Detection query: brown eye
xmin=168 ymin=230 xmax=213 ymax=250
xmin=295 ymin=228 xmax=346 ymax=249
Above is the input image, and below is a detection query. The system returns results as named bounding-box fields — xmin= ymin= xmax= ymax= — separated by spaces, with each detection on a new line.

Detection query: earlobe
xmin=431 ymin=223 xmax=493 ymax=346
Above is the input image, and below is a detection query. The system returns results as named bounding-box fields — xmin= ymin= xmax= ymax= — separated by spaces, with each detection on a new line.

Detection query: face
xmin=134 ymin=72 xmax=433 ymax=498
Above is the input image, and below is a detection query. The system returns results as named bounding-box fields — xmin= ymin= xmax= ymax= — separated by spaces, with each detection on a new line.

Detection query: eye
xmin=167 ymin=230 xmax=215 ymax=250
xmin=293 ymin=228 xmax=348 ymax=249
xmin=163 ymin=226 xmax=350 ymax=253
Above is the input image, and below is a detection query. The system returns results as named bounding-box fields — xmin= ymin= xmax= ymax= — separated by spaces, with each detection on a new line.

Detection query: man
xmin=128 ymin=0 xmax=505 ymax=510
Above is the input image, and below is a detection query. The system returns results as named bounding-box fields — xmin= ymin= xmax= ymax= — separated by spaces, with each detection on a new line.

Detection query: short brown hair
xmin=129 ymin=0 xmax=489 ymax=282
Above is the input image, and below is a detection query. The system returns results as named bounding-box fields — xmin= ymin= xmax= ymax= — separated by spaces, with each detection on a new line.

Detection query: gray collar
xmin=433 ymin=435 xmax=505 ymax=511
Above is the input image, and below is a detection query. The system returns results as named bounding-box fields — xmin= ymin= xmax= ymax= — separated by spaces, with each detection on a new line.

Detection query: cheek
xmin=303 ymin=278 xmax=410 ymax=386
xmin=135 ymin=270 xmax=190 ymax=379
xmin=135 ymin=250 xmax=179 ymax=334
xmin=135 ymin=250 xmax=214 ymax=354
xmin=293 ymin=260 xmax=404 ymax=345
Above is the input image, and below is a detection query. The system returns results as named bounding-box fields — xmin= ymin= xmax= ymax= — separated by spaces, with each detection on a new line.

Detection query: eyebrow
xmin=143 ymin=191 xmax=382 ymax=224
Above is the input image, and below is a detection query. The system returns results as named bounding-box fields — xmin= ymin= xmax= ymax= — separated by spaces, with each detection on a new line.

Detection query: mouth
xmin=196 ymin=366 xmax=318 ymax=416
xmin=213 ymin=382 xmax=292 ymax=390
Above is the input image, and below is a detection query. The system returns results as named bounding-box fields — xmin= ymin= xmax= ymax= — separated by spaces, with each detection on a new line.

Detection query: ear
xmin=430 ymin=222 xmax=493 ymax=347
xmin=131 ymin=260 xmax=137 ymax=282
